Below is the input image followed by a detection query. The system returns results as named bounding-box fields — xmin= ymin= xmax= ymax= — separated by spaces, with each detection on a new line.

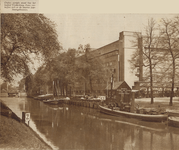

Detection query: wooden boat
xmin=34 ymin=94 xmax=53 ymax=100
xmin=99 ymin=105 xmax=168 ymax=122
xmin=168 ymin=116 xmax=179 ymax=128
xmin=47 ymin=104 xmax=63 ymax=110
xmin=43 ymin=99 xmax=59 ymax=105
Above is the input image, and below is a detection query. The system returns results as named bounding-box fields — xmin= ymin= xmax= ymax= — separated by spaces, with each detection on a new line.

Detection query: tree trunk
xmin=147 ymin=87 xmax=149 ymax=98
xmin=60 ymin=80 xmax=62 ymax=96
xmin=62 ymin=84 xmax=64 ymax=96
xmin=46 ymin=84 xmax=48 ymax=94
xmin=61 ymin=86 xmax=62 ymax=96
xmin=149 ymin=59 xmax=154 ymax=104
xmin=162 ymin=88 xmax=164 ymax=97
xmin=57 ymin=80 xmax=59 ymax=97
xmin=89 ymin=77 xmax=93 ymax=94
xmin=70 ymin=86 xmax=71 ymax=97
xmin=54 ymin=81 xmax=57 ymax=97
xmin=84 ymin=81 xmax=86 ymax=95
xmin=170 ymin=59 xmax=175 ymax=106
xmin=66 ymin=83 xmax=68 ymax=97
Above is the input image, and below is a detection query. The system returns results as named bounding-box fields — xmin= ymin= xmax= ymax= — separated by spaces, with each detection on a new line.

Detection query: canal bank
xmin=1 ymin=97 xmax=179 ymax=150
xmin=0 ymin=100 xmax=53 ymax=150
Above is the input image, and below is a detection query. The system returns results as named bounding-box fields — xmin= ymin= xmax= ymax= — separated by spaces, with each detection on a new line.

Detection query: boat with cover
xmin=99 ymin=105 xmax=168 ymax=122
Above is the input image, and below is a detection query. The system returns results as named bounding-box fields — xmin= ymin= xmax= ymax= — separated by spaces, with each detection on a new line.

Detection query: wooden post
xmin=130 ymin=92 xmax=135 ymax=113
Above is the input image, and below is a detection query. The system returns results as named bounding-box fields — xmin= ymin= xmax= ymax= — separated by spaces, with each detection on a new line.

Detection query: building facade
xmin=73 ymin=31 xmax=143 ymax=96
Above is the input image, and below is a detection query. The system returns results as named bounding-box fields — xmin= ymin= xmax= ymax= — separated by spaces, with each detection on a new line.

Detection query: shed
xmin=105 ymin=81 xmax=132 ymax=103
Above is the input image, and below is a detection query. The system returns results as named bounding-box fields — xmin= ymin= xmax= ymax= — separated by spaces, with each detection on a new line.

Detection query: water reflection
xmin=1 ymin=97 xmax=179 ymax=150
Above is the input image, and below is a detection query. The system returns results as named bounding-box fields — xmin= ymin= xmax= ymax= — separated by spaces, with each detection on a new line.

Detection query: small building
xmin=105 ymin=81 xmax=131 ymax=103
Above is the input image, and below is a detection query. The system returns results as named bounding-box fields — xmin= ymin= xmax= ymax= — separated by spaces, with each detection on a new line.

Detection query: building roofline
xmin=92 ymin=40 xmax=119 ymax=52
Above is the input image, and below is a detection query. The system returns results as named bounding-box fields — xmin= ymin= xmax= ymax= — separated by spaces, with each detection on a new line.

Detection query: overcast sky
xmin=45 ymin=14 xmax=178 ymax=50
xmin=10 ymin=13 xmax=178 ymax=86
xmin=4 ymin=0 xmax=179 ymax=86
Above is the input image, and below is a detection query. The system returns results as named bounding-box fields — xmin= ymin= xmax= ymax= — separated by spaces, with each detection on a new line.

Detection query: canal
xmin=1 ymin=97 xmax=179 ymax=150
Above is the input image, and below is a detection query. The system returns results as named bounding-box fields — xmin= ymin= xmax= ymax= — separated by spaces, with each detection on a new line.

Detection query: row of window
xmin=104 ymin=51 xmax=118 ymax=59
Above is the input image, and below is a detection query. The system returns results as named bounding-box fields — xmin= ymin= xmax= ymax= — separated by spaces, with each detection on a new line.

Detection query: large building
xmin=73 ymin=31 xmax=143 ymax=96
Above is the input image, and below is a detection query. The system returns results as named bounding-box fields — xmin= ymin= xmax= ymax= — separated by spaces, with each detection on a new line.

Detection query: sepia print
xmin=1 ymin=0 xmax=179 ymax=150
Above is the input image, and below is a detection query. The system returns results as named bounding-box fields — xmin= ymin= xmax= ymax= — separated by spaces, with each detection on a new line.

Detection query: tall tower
xmin=118 ymin=31 xmax=142 ymax=88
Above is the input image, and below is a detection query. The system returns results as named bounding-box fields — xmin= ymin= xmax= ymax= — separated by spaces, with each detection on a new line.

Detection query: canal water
xmin=1 ymin=97 xmax=179 ymax=150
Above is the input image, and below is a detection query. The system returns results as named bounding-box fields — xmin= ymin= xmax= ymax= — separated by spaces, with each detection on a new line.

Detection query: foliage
xmin=75 ymin=44 xmax=109 ymax=94
xmin=1 ymin=14 xmax=61 ymax=82
xmin=0 ymin=82 xmax=18 ymax=93
xmin=18 ymin=79 xmax=25 ymax=92
xmin=0 ymin=82 xmax=8 ymax=92
xmin=28 ymin=43 xmax=109 ymax=96
xmin=27 ymin=48 xmax=77 ymax=96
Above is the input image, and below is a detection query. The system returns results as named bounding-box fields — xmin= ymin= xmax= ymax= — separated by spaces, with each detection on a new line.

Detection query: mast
xmin=111 ymin=74 xmax=113 ymax=98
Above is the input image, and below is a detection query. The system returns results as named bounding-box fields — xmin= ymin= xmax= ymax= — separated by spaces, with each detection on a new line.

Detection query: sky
xmin=27 ymin=13 xmax=177 ymax=81
xmin=7 ymin=13 xmax=179 ymax=86
xmin=1 ymin=0 xmax=179 ymax=86
xmin=44 ymin=14 xmax=178 ymax=50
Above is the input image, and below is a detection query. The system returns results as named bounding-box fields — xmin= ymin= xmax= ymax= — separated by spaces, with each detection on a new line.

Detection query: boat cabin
xmin=105 ymin=81 xmax=132 ymax=103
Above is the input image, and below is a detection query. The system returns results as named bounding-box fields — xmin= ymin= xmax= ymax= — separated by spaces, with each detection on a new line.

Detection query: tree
xmin=18 ymin=78 xmax=25 ymax=92
xmin=1 ymin=14 xmax=61 ymax=82
xmin=1 ymin=82 xmax=8 ymax=92
xmin=129 ymin=18 xmax=164 ymax=104
xmin=159 ymin=17 xmax=179 ymax=106
xmin=41 ymin=48 xmax=77 ymax=97
xmin=1 ymin=82 xmax=17 ymax=93
xmin=75 ymin=44 xmax=109 ymax=95
xmin=75 ymin=44 xmax=91 ymax=94
xmin=32 ymin=66 xmax=50 ymax=94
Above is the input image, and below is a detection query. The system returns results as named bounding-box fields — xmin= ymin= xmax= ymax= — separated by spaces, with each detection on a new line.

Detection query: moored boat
xmin=99 ymin=105 xmax=168 ymax=122
xmin=43 ymin=99 xmax=59 ymax=105
xmin=167 ymin=110 xmax=179 ymax=117
xmin=34 ymin=94 xmax=53 ymax=100
xmin=168 ymin=116 xmax=179 ymax=128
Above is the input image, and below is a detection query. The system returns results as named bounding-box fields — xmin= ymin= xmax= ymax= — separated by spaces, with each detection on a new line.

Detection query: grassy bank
xmin=136 ymin=97 xmax=179 ymax=111
xmin=0 ymin=101 xmax=52 ymax=150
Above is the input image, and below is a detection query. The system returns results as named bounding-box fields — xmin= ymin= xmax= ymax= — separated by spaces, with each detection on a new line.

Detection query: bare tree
xmin=129 ymin=18 xmax=163 ymax=104
xmin=159 ymin=17 xmax=179 ymax=106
